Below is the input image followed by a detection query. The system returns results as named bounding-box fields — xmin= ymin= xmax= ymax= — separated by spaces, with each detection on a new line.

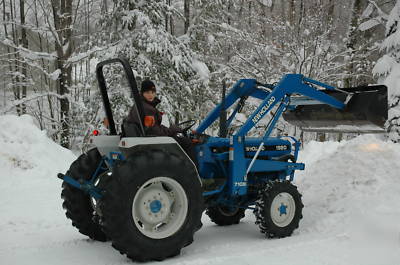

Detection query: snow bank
xmin=0 ymin=114 xmax=76 ymax=176
xmin=296 ymin=135 xmax=400 ymax=263
xmin=0 ymin=115 xmax=77 ymax=265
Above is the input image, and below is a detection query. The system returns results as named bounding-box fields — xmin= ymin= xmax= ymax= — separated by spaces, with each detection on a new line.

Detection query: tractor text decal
xmin=245 ymin=145 xmax=288 ymax=152
xmin=252 ymin=96 xmax=276 ymax=124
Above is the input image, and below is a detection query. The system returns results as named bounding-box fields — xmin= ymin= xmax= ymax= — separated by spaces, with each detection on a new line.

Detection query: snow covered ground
xmin=1 ymin=114 xmax=400 ymax=265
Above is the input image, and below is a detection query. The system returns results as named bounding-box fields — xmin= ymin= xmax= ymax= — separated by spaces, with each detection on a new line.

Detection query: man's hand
xmin=170 ymin=124 xmax=183 ymax=134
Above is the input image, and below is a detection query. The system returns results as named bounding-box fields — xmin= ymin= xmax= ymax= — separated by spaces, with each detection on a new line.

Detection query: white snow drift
xmin=0 ymin=114 xmax=399 ymax=265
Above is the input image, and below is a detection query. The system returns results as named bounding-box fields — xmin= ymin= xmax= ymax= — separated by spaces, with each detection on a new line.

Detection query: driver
xmin=125 ymin=80 xmax=197 ymax=163
xmin=126 ymin=79 xmax=181 ymax=136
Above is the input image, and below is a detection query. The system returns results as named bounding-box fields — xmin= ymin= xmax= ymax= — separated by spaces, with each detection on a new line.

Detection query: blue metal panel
xmin=279 ymin=74 xmax=345 ymax=109
xmin=229 ymin=136 xmax=248 ymax=196
xmin=303 ymin=76 xmax=335 ymax=90
xmin=262 ymin=97 xmax=290 ymax=141
xmin=236 ymin=88 xmax=285 ymax=136
xmin=249 ymin=159 xmax=305 ymax=173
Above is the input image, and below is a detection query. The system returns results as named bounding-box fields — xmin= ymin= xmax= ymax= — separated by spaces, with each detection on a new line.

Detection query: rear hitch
xmin=58 ymin=173 xmax=103 ymax=199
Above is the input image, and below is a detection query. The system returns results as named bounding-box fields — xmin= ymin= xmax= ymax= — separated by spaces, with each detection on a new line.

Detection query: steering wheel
xmin=177 ymin=119 xmax=196 ymax=134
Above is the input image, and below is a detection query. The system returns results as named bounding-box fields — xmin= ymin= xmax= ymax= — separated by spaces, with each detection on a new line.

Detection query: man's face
xmin=143 ymin=90 xmax=156 ymax=102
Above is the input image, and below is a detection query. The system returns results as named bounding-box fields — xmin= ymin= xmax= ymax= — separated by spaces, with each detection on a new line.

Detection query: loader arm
xmin=196 ymin=74 xmax=346 ymax=136
xmin=236 ymin=74 xmax=345 ymax=138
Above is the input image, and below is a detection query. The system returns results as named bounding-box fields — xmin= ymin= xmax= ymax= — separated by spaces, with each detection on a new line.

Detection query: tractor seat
xmin=121 ymin=120 xmax=143 ymax=137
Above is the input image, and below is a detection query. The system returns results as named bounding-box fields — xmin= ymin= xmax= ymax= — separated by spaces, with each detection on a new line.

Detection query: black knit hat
xmin=141 ymin=80 xmax=156 ymax=94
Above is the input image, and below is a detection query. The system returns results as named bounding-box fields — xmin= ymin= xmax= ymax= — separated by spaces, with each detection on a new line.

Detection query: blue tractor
xmin=58 ymin=58 xmax=387 ymax=261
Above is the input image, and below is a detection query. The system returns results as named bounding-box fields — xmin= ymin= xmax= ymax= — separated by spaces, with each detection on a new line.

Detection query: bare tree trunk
xmin=297 ymin=0 xmax=304 ymax=36
xmin=259 ymin=2 xmax=266 ymax=37
xmin=326 ymin=0 xmax=335 ymax=40
xmin=34 ymin=0 xmax=56 ymax=134
xmin=280 ymin=0 xmax=285 ymax=20
xmin=289 ymin=0 xmax=295 ymax=25
xmin=226 ymin=0 xmax=233 ymax=62
xmin=2 ymin=0 xmax=13 ymax=108
xmin=248 ymin=1 xmax=252 ymax=27
xmin=9 ymin=0 xmax=21 ymax=115
xmin=184 ymin=0 xmax=190 ymax=34
xmin=19 ymin=0 xmax=28 ymax=114
xmin=52 ymin=0 xmax=74 ymax=148
xmin=344 ymin=0 xmax=363 ymax=87
xmin=165 ymin=0 xmax=169 ymax=32
xmin=85 ymin=0 xmax=90 ymax=92
xmin=102 ymin=0 xmax=108 ymax=13
xmin=170 ymin=5 xmax=174 ymax=35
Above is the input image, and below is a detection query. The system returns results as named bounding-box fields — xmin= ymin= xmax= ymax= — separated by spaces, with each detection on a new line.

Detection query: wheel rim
xmin=219 ymin=206 xmax=240 ymax=217
xmin=270 ymin=192 xmax=296 ymax=227
xmin=132 ymin=177 xmax=188 ymax=239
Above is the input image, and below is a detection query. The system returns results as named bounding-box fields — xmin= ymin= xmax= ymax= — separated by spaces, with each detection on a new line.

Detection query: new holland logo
xmin=245 ymin=146 xmax=266 ymax=152
xmin=245 ymin=145 xmax=288 ymax=152
xmin=252 ymin=96 xmax=276 ymax=124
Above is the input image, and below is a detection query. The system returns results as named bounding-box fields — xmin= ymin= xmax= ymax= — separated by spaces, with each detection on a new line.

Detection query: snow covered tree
xmin=369 ymin=0 xmax=400 ymax=142
xmin=1 ymin=0 xmax=113 ymax=149
xmin=94 ymin=0 xmax=210 ymax=128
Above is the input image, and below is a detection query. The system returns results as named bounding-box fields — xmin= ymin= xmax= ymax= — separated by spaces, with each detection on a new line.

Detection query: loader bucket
xmin=283 ymin=85 xmax=388 ymax=133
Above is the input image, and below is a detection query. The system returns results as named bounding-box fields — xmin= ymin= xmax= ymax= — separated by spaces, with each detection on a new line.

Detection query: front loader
xmin=58 ymin=58 xmax=388 ymax=261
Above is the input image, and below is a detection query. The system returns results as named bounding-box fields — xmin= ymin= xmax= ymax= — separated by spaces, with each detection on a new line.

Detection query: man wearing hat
xmin=125 ymin=80 xmax=198 ymax=164
xmin=126 ymin=79 xmax=182 ymax=136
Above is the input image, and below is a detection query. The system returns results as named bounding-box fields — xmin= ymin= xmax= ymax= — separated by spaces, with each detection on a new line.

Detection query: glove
xmin=170 ymin=124 xmax=183 ymax=134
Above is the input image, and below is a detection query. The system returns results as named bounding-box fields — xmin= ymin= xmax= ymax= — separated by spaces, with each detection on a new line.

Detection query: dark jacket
xmin=126 ymin=96 xmax=179 ymax=136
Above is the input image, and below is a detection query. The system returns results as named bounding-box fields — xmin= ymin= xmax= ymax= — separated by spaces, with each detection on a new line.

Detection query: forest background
xmin=1 ymin=0 xmax=399 ymax=151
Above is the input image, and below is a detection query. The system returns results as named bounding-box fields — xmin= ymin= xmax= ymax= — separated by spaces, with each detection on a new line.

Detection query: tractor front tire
xmin=254 ymin=180 xmax=303 ymax=238
xmin=61 ymin=148 xmax=107 ymax=241
xmin=206 ymin=205 xmax=245 ymax=226
xmin=100 ymin=149 xmax=203 ymax=262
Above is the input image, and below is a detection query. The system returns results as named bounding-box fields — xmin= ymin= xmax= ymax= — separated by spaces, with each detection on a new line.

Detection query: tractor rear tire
xmin=254 ymin=180 xmax=303 ymax=238
xmin=206 ymin=205 xmax=245 ymax=226
xmin=100 ymin=149 xmax=203 ymax=262
xmin=61 ymin=148 xmax=108 ymax=241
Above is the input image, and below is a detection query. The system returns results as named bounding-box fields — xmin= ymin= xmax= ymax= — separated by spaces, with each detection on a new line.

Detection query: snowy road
xmin=1 ymin=115 xmax=400 ymax=265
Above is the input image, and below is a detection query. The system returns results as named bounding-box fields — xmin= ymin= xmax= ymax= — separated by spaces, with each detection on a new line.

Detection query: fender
xmin=119 ymin=137 xmax=202 ymax=186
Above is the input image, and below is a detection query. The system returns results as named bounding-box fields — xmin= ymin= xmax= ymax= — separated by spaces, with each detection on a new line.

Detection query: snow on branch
xmin=258 ymin=0 xmax=273 ymax=7
xmin=0 ymin=38 xmax=57 ymax=61
xmin=67 ymin=43 xmax=119 ymax=65
xmin=359 ymin=18 xmax=383 ymax=31
xmin=1 ymin=93 xmax=62 ymax=114
xmin=1 ymin=92 xmax=79 ymax=114
xmin=359 ymin=1 xmax=388 ymax=31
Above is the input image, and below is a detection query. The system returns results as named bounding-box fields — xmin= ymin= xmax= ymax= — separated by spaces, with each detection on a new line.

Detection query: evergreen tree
xmin=372 ymin=0 xmax=400 ymax=142
xmin=95 ymin=0 xmax=210 ymax=126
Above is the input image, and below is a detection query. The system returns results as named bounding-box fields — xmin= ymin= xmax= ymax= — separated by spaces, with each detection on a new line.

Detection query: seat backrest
xmin=121 ymin=121 xmax=143 ymax=137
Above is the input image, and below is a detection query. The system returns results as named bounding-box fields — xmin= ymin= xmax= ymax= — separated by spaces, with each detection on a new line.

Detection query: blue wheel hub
xmin=278 ymin=203 xmax=288 ymax=216
xmin=150 ymin=200 xmax=162 ymax=213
